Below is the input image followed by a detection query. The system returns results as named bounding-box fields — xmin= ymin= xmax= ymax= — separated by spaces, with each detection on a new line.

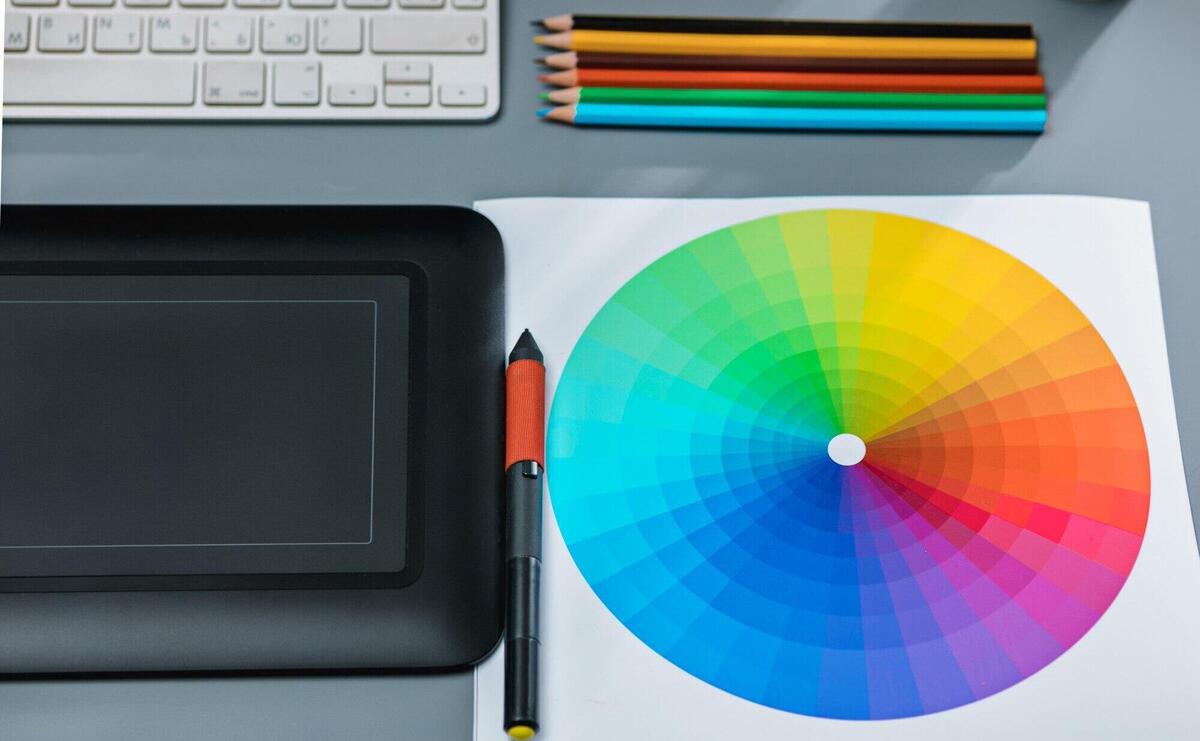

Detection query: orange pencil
xmin=539 ymin=68 xmax=1046 ymax=94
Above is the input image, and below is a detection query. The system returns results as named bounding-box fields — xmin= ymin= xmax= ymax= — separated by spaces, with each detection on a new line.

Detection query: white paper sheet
xmin=473 ymin=196 xmax=1200 ymax=740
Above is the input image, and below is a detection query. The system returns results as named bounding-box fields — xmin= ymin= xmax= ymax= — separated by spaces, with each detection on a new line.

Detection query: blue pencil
xmin=539 ymin=103 xmax=1046 ymax=132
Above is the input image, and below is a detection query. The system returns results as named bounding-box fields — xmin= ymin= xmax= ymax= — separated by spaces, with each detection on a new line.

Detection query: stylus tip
xmin=509 ymin=329 xmax=544 ymax=364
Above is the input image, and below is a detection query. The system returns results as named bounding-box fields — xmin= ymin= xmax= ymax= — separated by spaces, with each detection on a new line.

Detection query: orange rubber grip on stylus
xmin=506 ymin=359 xmax=546 ymax=470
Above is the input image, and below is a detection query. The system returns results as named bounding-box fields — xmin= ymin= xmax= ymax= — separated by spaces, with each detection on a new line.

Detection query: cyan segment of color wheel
xmin=548 ymin=210 xmax=1149 ymax=720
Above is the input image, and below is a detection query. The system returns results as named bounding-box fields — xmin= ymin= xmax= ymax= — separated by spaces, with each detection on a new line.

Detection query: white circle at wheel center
xmin=827 ymin=433 xmax=866 ymax=466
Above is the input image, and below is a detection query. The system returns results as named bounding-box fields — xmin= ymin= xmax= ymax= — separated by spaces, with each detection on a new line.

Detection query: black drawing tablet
xmin=0 ymin=206 xmax=505 ymax=674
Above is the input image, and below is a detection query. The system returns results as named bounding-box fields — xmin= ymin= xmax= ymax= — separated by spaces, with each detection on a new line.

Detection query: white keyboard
xmin=2 ymin=0 xmax=499 ymax=120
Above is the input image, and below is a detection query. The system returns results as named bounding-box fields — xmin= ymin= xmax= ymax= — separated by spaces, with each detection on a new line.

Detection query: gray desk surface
xmin=3 ymin=0 xmax=1197 ymax=739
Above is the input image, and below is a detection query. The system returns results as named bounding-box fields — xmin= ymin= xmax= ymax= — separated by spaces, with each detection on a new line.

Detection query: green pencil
xmin=543 ymin=87 xmax=1046 ymax=110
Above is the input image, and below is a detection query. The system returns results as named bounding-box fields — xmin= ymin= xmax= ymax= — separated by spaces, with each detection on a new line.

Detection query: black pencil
xmin=537 ymin=14 xmax=1035 ymax=40
xmin=539 ymin=51 xmax=1040 ymax=76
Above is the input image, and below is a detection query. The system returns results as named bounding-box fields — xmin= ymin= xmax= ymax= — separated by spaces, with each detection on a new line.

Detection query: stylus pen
xmin=504 ymin=329 xmax=546 ymax=740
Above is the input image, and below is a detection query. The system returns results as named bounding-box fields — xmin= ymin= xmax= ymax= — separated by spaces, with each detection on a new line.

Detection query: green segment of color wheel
xmin=548 ymin=88 xmax=1047 ymax=109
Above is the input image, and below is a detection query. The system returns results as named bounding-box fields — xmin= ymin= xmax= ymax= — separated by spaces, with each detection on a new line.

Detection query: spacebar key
xmin=4 ymin=59 xmax=196 ymax=105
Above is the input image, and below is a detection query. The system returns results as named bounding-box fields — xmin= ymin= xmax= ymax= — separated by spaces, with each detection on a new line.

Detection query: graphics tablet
xmin=0 ymin=206 xmax=505 ymax=674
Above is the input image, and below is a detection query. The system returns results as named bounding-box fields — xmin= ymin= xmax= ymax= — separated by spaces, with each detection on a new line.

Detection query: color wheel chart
xmin=548 ymin=210 xmax=1150 ymax=720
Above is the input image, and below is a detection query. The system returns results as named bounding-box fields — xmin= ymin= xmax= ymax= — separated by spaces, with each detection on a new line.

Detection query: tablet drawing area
xmin=0 ymin=276 xmax=410 ymax=581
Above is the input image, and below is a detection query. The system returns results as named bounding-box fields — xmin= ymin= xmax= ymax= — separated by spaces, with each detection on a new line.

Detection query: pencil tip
xmin=533 ymin=35 xmax=546 ymax=45
xmin=536 ymin=108 xmax=550 ymax=119
xmin=510 ymin=329 xmax=543 ymax=363
xmin=542 ymin=14 xmax=573 ymax=33
xmin=539 ymin=92 xmax=549 ymax=101
xmin=547 ymin=88 xmax=579 ymax=105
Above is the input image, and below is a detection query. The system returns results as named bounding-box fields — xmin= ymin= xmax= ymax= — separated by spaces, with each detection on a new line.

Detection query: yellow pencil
xmin=534 ymin=30 xmax=1038 ymax=60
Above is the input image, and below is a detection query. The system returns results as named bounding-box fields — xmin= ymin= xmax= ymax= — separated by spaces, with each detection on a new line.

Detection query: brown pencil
xmin=539 ymin=51 xmax=1040 ymax=76
xmin=540 ymin=69 xmax=1046 ymax=95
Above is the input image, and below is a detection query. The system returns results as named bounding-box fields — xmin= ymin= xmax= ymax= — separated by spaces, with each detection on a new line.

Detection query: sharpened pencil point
xmin=539 ymin=92 xmax=549 ymax=102
xmin=535 ymin=31 xmax=571 ymax=51
xmin=539 ymin=70 xmax=576 ymax=87
xmin=509 ymin=329 xmax=543 ymax=363
xmin=542 ymin=52 xmax=577 ymax=71
xmin=536 ymin=108 xmax=550 ymax=119
xmin=541 ymin=14 xmax=573 ymax=33
xmin=547 ymin=88 xmax=579 ymax=105
xmin=541 ymin=105 xmax=576 ymax=125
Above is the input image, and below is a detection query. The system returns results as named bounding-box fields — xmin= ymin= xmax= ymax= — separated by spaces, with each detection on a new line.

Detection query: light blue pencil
xmin=539 ymin=103 xmax=1046 ymax=132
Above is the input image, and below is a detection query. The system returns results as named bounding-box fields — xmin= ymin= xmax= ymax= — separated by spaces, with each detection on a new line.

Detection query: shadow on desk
xmin=0 ymin=672 xmax=475 ymax=741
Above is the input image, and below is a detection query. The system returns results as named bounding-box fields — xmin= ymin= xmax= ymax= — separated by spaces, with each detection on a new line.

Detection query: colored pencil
xmin=538 ymin=103 xmax=1047 ymax=133
xmin=540 ymin=69 xmax=1047 ymax=95
xmin=545 ymin=87 xmax=1047 ymax=110
xmin=540 ymin=51 xmax=1041 ymax=76
xmin=538 ymin=14 xmax=1034 ymax=40
xmin=534 ymin=31 xmax=1039 ymax=60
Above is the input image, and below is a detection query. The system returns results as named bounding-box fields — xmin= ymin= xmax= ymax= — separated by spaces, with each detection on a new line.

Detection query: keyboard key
xmin=206 ymin=16 xmax=252 ymax=53
xmin=5 ymin=58 xmax=195 ymax=104
xmin=371 ymin=16 xmax=483 ymax=53
xmin=38 ymin=14 xmax=87 ymax=52
xmin=11 ymin=0 xmax=58 ymax=6
xmin=383 ymin=60 xmax=430 ymax=83
xmin=203 ymin=61 xmax=265 ymax=104
xmin=274 ymin=61 xmax=320 ymax=105
xmin=5 ymin=14 xmax=32 ymax=50
xmin=453 ymin=0 xmax=485 ymax=7
xmin=328 ymin=83 xmax=374 ymax=106
xmin=234 ymin=0 xmax=281 ymax=7
xmin=384 ymin=84 xmax=430 ymax=106
xmin=290 ymin=0 xmax=335 ymax=6
xmin=179 ymin=0 xmax=226 ymax=6
xmin=69 ymin=0 xmax=116 ymax=7
xmin=123 ymin=0 xmax=169 ymax=6
xmin=261 ymin=17 xmax=307 ymax=53
xmin=399 ymin=0 xmax=444 ymax=7
xmin=315 ymin=16 xmax=361 ymax=53
xmin=344 ymin=0 xmax=388 ymax=7
xmin=439 ymin=83 xmax=484 ymax=106
xmin=150 ymin=15 xmax=197 ymax=52
xmin=94 ymin=14 xmax=141 ymax=52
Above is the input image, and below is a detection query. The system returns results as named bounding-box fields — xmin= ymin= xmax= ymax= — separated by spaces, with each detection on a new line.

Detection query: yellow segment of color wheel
xmin=765 ymin=210 xmax=1093 ymax=439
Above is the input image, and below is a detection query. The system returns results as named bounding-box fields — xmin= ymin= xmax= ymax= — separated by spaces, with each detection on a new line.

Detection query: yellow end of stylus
xmin=507 ymin=725 xmax=537 ymax=740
